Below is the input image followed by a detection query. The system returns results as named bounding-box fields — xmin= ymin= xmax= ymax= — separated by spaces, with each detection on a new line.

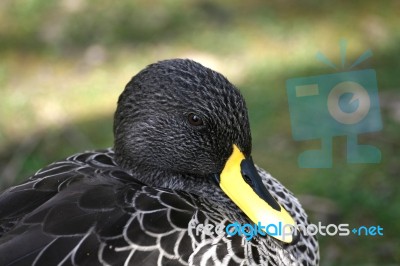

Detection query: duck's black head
xmin=114 ymin=59 xmax=251 ymax=179
xmin=113 ymin=59 xmax=298 ymax=244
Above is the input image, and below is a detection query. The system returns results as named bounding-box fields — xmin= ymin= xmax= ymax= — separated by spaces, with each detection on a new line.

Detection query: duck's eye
xmin=187 ymin=113 xmax=204 ymax=126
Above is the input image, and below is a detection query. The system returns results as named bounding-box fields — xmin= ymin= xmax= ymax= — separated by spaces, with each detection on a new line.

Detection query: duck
xmin=0 ymin=59 xmax=319 ymax=266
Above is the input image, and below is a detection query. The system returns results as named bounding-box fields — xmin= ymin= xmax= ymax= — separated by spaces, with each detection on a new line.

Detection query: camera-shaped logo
xmin=286 ymin=42 xmax=382 ymax=168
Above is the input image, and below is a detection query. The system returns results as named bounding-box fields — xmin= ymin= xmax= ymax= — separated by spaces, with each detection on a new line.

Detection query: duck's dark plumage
xmin=0 ymin=59 xmax=319 ymax=265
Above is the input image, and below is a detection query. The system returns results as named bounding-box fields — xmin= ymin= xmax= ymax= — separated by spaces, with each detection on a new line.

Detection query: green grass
xmin=1 ymin=0 xmax=399 ymax=265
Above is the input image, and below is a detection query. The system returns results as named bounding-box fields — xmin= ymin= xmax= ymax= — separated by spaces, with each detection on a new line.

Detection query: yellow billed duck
xmin=0 ymin=59 xmax=319 ymax=265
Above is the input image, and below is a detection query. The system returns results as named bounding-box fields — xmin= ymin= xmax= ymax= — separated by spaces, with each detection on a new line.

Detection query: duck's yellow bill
xmin=218 ymin=145 xmax=297 ymax=244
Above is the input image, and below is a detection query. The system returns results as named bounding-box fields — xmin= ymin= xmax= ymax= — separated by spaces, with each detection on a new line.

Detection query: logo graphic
xmin=286 ymin=40 xmax=382 ymax=168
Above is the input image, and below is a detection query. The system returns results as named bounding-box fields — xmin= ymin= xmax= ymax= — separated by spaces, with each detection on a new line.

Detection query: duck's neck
xmin=116 ymin=156 xmax=230 ymax=202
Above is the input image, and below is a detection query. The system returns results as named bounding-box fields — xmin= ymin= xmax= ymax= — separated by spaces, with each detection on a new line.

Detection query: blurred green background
xmin=0 ymin=0 xmax=399 ymax=265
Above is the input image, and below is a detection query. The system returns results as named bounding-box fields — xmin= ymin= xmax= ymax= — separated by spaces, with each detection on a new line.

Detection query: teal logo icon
xmin=286 ymin=40 xmax=382 ymax=168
